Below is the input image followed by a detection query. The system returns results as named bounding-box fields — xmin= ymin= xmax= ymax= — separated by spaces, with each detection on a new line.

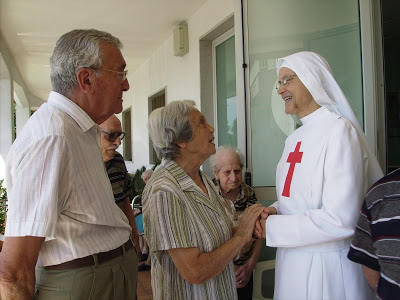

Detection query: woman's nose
xmin=277 ymin=84 xmax=285 ymax=95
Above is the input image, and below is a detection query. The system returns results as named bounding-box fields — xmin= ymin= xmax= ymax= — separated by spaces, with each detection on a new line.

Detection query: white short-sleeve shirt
xmin=5 ymin=91 xmax=131 ymax=267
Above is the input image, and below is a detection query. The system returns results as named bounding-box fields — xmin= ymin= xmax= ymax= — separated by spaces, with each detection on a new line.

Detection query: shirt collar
xmin=47 ymin=91 xmax=97 ymax=133
xmin=300 ymin=106 xmax=329 ymax=126
xmin=161 ymin=159 xmax=228 ymax=218
xmin=162 ymin=159 xmax=199 ymax=192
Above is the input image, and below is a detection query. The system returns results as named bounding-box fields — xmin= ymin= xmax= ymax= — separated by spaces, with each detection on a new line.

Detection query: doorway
xmin=382 ymin=0 xmax=400 ymax=173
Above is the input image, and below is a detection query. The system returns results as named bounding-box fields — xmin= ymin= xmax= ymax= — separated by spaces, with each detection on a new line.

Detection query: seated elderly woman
xmin=142 ymin=100 xmax=264 ymax=299
xmin=210 ymin=145 xmax=262 ymax=300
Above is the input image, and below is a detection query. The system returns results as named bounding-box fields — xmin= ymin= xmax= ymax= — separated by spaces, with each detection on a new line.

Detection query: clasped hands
xmin=236 ymin=204 xmax=277 ymax=241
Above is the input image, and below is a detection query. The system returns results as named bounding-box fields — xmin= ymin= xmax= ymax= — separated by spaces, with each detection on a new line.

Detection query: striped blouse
xmin=142 ymin=159 xmax=237 ymax=300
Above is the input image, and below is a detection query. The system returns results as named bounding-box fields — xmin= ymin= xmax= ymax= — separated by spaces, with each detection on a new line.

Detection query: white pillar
xmin=0 ymin=53 xmax=13 ymax=180
xmin=0 ymin=78 xmax=12 ymax=181
xmin=14 ymin=83 xmax=30 ymax=136
xmin=16 ymin=105 xmax=30 ymax=136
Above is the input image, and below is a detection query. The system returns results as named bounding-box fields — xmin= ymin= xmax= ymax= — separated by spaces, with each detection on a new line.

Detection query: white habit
xmin=266 ymin=106 xmax=374 ymax=299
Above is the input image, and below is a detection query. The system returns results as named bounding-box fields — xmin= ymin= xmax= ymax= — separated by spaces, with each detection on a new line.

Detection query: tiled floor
xmin=137 ymin=263 xmax=153 ymax=300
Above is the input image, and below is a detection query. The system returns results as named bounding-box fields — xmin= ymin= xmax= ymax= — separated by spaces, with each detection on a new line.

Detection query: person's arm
xmin=348 ymin=200 xmax=381 ymax=291
xmin=362 ymin=265 xmax=379 ymax=290
xmin=122 ymin=198 xmax=141 ymax=257
xmin=0 ymin=236 xmax=44 ymax=299
xmin=235 ymin=238 xmax=263 ymax=287
xmin=167 ymin=204 xmax=264 ymax=284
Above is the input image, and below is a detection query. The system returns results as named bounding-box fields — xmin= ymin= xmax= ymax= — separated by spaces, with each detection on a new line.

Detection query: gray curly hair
xmin=50 ymin=29 xmax=122 ymax=97
xmin=148 ymin=100 xmax=196 ymax=160
xmin=210 ymin=145 xmax=244 ymax=174
xmin=141 ymin=169 xmax=154 ymax=180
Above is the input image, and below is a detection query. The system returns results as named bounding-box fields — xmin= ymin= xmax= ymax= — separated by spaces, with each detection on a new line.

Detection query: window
xmin=148 ymin=89 xmax=165 ymax=164
xmin=122 ymin=109 xmax=132 ymax=161
xmin=213 ymin=28 xmax=237 ymax=147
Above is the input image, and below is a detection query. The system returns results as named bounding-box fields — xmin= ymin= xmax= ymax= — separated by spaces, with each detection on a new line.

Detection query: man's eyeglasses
xmin=276 ymin=74 xmax=297 ymax=90
xmin=102 ymin=131 xmax=125 ymax=142
xmin=99 ymin=68 xmax=128 ymax=82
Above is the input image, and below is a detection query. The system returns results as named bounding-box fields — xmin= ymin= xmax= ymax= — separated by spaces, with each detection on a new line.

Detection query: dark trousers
xmin=237 ymin=273 xmax=253 ymax=300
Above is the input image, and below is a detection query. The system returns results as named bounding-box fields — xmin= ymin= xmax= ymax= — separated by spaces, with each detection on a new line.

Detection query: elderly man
xmin=211 ymin=145 xmax=262 ymax=300
xmin=348 ymin=168 xmax=400 ymax=299
xmin=100 ymin=115 xmax=141 ymax=261
xmin=0 ymin=29 xmax=135 ymax=299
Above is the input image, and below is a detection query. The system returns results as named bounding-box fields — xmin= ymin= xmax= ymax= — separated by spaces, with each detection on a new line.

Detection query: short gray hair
xmin=210 ymin=145 xmax=244 ymax=174
xmin=148 ymin=100 xmax=196 ymax=160
xmin=141 ymin=169 xmax=154 ymax=180
xmin=50 ymin=29 xmax=122 ymax=97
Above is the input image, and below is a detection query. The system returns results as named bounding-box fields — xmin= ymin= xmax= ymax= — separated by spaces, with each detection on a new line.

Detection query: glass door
xmin=213 ymin=29 xmax=237 ymax=147
xmin=245 ymin=0 xmax=365 ymax=199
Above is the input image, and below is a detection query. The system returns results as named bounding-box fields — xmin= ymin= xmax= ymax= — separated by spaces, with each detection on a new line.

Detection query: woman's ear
xmin=176 ymin=141 xmax=187 ymax=149
xmin=213 ymin=169 xmax=218 ymax=179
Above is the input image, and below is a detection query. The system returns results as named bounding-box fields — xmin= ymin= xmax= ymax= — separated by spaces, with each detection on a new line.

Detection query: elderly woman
xmin=211 ymin=145 xmax=262 ymax=300
xmin=143 ymin=100 xmax=264 ymax=299
xmin=255 ymin=52 xmax=383 ymax=299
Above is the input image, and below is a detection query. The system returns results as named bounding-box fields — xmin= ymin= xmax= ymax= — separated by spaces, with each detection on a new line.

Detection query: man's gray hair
xmin=141 ymin=169 xmax=154 ymax=180
xmin=148 ymin=100 xmax=196 ymax=160
xmin=50 ymin=29 xmax=122 ymax=97
xmin=210 ymin=145 xmax=244 ymax=173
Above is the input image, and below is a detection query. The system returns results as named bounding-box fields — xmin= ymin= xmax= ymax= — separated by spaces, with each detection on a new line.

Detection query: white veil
xmin=276 ymin=51 xmax=383 ymax=186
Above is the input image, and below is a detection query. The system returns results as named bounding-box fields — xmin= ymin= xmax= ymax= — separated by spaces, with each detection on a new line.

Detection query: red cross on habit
xmin=282 ymin=141 xmax=303 ymax=197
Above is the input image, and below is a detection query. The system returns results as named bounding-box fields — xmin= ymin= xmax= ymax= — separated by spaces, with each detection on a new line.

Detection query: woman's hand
xmin=254 ymin=206 xmax=277 ymax=239
xmin=235 ymin=204 xmax=264 ymax=243
xmin=234 ymin=262 xmax=254 ymax=288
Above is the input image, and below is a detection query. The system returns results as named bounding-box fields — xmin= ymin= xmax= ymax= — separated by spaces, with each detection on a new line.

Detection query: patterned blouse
xmin=214 ymin=180 xmax=258 ymax=266
xmin=142 ymin=159 xmax=237 ymax=300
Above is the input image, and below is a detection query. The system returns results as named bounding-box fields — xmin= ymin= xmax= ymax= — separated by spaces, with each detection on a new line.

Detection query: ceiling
xmin=0 ymin=0 xmax=208 ymax=105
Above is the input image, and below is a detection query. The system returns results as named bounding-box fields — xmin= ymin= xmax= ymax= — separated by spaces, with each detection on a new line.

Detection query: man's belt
xmin=45 ymin=239 xmax=133 ymax=270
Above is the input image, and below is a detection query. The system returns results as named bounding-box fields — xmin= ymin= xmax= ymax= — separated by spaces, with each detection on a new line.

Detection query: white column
xmin=0 ymin=76 xmax=13 ymax=180
xmin=16 ymin=105 xmax=30 ymax=136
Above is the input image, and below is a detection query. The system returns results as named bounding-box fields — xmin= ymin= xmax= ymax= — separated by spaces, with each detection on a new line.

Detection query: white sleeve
xmin=266 ymin=120 xmax=366 ymax=247
xmin=5 ymin=136 xmax=70 ymax=239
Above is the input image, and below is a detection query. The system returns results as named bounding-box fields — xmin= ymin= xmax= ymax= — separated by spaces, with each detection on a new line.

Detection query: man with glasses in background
xmin=0 ymin=29 xmax=136 ymax=299
xmin=100 ymin=114 xmax=141 ymax=262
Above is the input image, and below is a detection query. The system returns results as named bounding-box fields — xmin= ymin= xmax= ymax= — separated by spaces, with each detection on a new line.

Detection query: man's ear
xmin=76 ymin=68 xmax=95 ymax=94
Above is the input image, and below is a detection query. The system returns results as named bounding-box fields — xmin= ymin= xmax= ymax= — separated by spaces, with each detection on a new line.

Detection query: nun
xmin=257 ymin=51 xmax=383 ymax=299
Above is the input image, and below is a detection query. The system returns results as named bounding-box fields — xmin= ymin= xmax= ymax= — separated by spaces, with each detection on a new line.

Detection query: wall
xmin=122 ymin=0 xmax=234 ymax=173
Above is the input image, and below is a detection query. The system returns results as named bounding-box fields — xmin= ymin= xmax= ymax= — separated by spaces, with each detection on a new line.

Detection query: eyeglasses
xmin=276 ymin=74 xmax=297 ymax=90
xmin=99 ymin=68 xmax=128 ymax=82
xmin=102 ymin=131 xmax=125 ymax=142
